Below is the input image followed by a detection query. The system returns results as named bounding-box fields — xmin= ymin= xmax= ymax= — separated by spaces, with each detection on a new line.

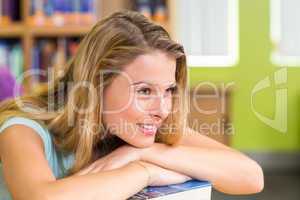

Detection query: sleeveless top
xmin=0 ymin=117 xmax=75 ymax=200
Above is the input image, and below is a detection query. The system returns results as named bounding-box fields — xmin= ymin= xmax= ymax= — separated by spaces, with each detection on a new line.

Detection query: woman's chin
xmin=129 ymin=138 xmax=155 ymax=148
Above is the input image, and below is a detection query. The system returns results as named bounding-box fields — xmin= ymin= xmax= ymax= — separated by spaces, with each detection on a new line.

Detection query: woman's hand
xmin=74 ymin=144 xmax=192 ymax=186
xmin=75 ymin=144 xmax=141 ymax=176
xmin=138 ymin=161 xmax=192 ymax=186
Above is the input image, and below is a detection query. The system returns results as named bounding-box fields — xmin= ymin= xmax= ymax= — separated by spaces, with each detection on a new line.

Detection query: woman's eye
xmin=166 ymin=86 xmax=177 ymax=94
xmin=137 ymin=88 xmax=151 ymax=95
xmin=136 ymin=86 xmax=177 ymax=96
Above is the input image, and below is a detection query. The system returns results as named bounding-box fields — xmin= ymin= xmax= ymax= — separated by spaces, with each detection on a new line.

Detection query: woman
xmin=0 ymin=10 xmax=264 ymax=200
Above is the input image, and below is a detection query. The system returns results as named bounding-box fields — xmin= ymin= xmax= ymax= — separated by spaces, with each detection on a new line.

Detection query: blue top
xmin=0 ymin=117 xmax=75 ymax=200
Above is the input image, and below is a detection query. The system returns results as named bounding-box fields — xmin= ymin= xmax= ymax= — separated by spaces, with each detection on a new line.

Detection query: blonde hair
xmin=0 ymin=10 xmax=188 ymax=174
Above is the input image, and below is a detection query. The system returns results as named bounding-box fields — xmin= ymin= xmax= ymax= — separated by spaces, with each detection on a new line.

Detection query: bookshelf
xmin=0 ymin=0 xmax=172 ymax=93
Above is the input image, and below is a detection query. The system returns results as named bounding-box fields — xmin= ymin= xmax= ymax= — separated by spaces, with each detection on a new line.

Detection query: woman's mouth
xmin=137 ymin=123 xmax=158 ymax=136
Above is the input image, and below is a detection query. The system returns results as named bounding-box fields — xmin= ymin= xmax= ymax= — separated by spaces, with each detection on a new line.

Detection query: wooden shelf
xmin=28 ymin=25 xmax=93 ymax=37
xmin=0 ymin=24 xmax=25 ymax=37
xmin=0 ymin=25 xmax=93 ymax=37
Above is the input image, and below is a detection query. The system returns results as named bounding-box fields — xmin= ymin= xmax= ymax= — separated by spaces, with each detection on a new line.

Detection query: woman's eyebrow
xmin=131 ymin=81 xmax=176 ymax=87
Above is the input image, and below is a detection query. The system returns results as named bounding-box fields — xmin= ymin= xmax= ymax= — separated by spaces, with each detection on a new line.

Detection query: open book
xmin=129 ymin=180 xmax=211 ymax=200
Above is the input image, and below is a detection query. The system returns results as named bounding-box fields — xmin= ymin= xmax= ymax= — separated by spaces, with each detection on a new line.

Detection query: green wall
xmin=188 ymin=0 xmax=300 ymax=151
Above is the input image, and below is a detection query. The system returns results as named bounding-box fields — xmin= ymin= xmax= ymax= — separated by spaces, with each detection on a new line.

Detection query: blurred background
xmin=0 ymin=0 xmax=299 ymax=199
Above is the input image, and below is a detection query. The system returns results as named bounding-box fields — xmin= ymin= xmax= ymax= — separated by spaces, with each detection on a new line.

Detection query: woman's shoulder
xmin=0 ymin=117 xmax=50 ymax=141
xmin=0 ymin=116 xmax=74 ymax=177
xmin=0 ymin=117 xmax=53 ymax=158
xmin=1 ymin=116 xmax=47 ymax=131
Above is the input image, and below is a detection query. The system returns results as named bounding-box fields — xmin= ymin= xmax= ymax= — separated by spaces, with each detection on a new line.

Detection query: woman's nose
xmin=148 ymin=93 xmax=171 ymax=119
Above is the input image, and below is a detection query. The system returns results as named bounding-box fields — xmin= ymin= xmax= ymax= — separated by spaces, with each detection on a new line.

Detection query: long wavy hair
xmin=0 ymin=10 xmax=188 ymax=174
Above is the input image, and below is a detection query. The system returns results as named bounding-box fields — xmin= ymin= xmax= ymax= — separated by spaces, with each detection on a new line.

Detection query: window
xmin=173 ymin=0 xmax=239 ymax=67
xmin=271 ymin=0 xmax=300 ymax=66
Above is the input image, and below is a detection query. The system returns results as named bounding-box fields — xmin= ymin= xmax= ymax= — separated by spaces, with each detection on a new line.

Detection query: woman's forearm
xmin=36 ymin=162 xmax=148 ymax=200
xmin=141 ymin=143 xmax=264 ymax=195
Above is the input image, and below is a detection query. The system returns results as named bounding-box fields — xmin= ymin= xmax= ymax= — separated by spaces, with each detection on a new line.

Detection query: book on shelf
xmin=133 ymin=0 xmax=168 ymax=23
xmin=129 ymin=179 xmax=211 ymax=200
xmin=29 ymin=0 xmax=99 ymax=26
xmin=0 ymin=40 xmax=23 ymax=82
xmin=0 ymin=0 xmax=20 ymax=25
xmin=31 ymin=37 xmax=80 ymax=83
xmin=0 ymin=40 xmax=23 ymax=101
xmin=152 ymin=0 xmax=168 ymax=23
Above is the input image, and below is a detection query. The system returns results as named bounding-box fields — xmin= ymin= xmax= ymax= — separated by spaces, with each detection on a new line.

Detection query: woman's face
xmin=102 ymin=51 xmax=177 ymax=148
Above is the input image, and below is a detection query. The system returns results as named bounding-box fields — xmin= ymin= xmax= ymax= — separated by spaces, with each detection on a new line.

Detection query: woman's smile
xmin=136 ymin=123 xmax=158 ymax=136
